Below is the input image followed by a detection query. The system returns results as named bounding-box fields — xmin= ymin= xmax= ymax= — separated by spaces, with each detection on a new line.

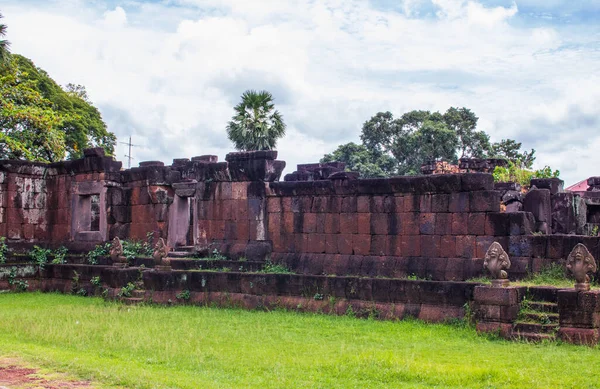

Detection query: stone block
xmin=357 ymin=196 xmax=370 ymax=213
xmin=420 ymin=235 xmax=441 ymax=257
xmin=370 ymin=213 xmax=388 ymax=235
xmin=461 ymin=173 xmax=494 ymax=192
xmin=451 ymin=213 xmax=468 ymax=235
xmin=353 ymin=234 xmax=371 ymax=256
xmin=530 ymin=178 xmax=564 ymax=195
xmin=455 ymin=235 xmax=476 ymax=259
xmin=440 ymin=235 xmax=456 ymax=258
xmin=419 ymin=213 xmax=436 ymax=235
xmin=474 ymin=285 xmax=521 ymax=306
xmin=401 ymin=235 xmax=421 ymax=257
xmin=449 ymin=192 xmax=469 ymax=213
xmin=419 ymin=194 xmax=432 ymax=212
xmin=303 ymin=213 xmax=317 ymax=233
xmin=267 ymin=197 xmax=282 ymax=213
xmin=558 ymin=327 xmax=599 ymax=346
xmin=469 ymin=191 xmax=501 ymax=212
xmin=340 ymin=213 xmax=358 ymax=234
xmin=403 ymin=195 xmax=419 ymax=212
xmin=476 ymin=322 xmax=513 ymax=337
xmin=485 ymin=213 xmax=509 ymax=236
xmin=370 ymin=235 xmax=388 ymax=256
xmin=341 ymin=196 xmax=357 ymax=213
xmin=474 ymin=303 xmax=519 ymax=323
xmin=337 ymin=234 xmax=353 ymax=255
xmin=467 ymin=213 xmax=486 ymax=235
xmin=431 ymin=194 xmax=449 ymax=213
xmin=434 ymin=213 xmax=452 ymax=235
xmin=523 ymin=187 xmax=552 ymax=232
xmin=370 ymin=196 xmax=385 ymax=213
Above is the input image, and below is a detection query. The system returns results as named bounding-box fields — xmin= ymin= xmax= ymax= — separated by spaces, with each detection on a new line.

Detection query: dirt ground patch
xmin=0 ymin=358 xmax=94 ymax=389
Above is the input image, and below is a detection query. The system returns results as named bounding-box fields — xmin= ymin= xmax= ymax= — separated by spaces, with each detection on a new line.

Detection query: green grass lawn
xmin=0 ymin=293 xmax=598 ymax=389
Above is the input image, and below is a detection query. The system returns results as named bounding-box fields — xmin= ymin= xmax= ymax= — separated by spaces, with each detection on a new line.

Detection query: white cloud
xmin=2 ymin=0 xmax=599 ymax=185
xmin=103 ymin=6 xmax=127 ymax=27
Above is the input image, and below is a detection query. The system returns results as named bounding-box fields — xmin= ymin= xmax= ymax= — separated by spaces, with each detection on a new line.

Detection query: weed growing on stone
xmin=521 ymin=263 xmax=574 ymax=288
xmin=118 ymin=282 xmax=136 ymax=298
xmin=29 ymin=246 xmax=52 ymax=270
xmin=51 ymin=246 xmax=68 ymax=264
xmin=176 ymin=290 xmax=191 ymax=301
xmin=0 ymin=237 xmax=9 ymax=264
xmin=211 ymin=248 xmax=227 ymax=261
xmin=90 ymin=276 xmax=101 ymax=287
xmin=87 ymin=243 xmax=110 ymax=265
xmin=259 ymin=260 xmax=293 ymax=274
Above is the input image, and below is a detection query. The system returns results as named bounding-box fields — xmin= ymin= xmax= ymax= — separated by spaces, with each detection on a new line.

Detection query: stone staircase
xmin=512 ymin=294 xmax=559 ymax=342
xmin=119 ymin=280 xmax=146 ymax=305
xmin=168 ymin=245 xmax=197 ymax=259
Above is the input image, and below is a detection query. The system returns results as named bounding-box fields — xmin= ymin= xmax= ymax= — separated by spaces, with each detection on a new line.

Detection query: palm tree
xmin=226 ymin=90 xmax=286 ymax=151
xmin=0 ymin=13 xmax=10 ymax=63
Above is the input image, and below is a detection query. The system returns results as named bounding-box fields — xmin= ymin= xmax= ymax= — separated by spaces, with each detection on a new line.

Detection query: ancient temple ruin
xmin=2 ymin=148 xmax=600 ymax=345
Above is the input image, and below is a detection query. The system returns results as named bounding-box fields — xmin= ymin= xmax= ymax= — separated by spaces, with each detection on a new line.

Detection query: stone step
xmin=172 ymin=246 xmax=195 ymax=252
xmin=122 ymin=297 xmax=144 ymax=305
xmin=513 ymin=322 xmax=558 ymax=334
xmin=168 ymin=251 xmax=196 ymax=258
xmin=523 ymin=312 xmax=559 ymax=324
xmin=528 ymin=301 xmax=558 ymax=314
xmin=511 ymin=332 xmax=556 ymax=343
xmin=131 ymin=290 xmax=145 ymax=298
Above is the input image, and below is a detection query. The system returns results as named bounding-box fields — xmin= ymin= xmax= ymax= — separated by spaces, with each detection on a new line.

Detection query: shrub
xmin=0 ymin=237 xmax=9 ymax=264
xmin=87 ymin=243 xmax=110 ymax=265
xmin=29 ymin=245 xmax=52 ymax=271
xmin=51 ymin=246 xmax=68 ymax=264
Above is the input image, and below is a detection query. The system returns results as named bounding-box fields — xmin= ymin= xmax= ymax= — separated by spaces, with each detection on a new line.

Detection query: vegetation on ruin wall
xmin=1 ymin=293 xmax=599 ymax=389
xmin=493 ymin=162 xmax=560 ymax=186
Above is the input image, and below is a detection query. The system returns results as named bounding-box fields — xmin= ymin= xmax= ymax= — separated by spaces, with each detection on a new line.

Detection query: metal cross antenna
xmin=119 ymin=136 xmax=141 ymax=169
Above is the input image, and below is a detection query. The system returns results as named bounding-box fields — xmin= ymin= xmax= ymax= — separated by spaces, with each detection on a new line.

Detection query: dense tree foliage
xmin=321 ymin=142 xmax=396 ymax=178
xmin=0 ymin=17 xmax=115 ymax=162
xmin=226 ymin=90 xmax=286 ymax=151
xmin=0 ymin=55 xmax=115 ymax=162
xmin=489 ymin=138 xmax=536 ymax=169
xmin=324 ymin=107 xmax=537 ymax=178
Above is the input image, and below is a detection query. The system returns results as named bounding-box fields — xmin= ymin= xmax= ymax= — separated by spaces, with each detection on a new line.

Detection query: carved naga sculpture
xmin=153 ymin=238 xmax=170 ymax=270
xmin=110 ymin=237 xmax=127 ymax=267
xmin=566 ymin=243 xmax=597 ymax=292
xmin=483 ymin=242 xmax=511 ymax=287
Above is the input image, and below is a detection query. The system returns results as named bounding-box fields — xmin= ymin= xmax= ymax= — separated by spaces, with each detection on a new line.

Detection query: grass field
xmin=0 ymin=293 xmax=598 ymax=389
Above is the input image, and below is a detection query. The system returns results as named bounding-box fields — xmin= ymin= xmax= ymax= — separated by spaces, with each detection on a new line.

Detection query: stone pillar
xmin=473 ymin=285 xmax=523 ymax=337
xmin=557 ymin=289 xmax=600 ymax=345
xmin=523 ymin=187 xmax=552 ymax=234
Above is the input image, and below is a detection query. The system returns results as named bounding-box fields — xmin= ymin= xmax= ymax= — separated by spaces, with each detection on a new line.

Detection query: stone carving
xmin=484 ymin=242 xmax=511 ymax=287
xmin=110 ymin=237 xmax=127 ymax=267
xmin=566 ymin=243 xmax=597 ymax=291
xmin=153 ymin=238 xmax=170 ymax=271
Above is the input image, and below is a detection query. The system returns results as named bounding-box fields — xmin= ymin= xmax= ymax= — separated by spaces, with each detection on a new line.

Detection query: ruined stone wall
xmin=2 ymin=149 xmax=600 ymax=282
xmin=266 ymin=174 xmax=537 ymax=281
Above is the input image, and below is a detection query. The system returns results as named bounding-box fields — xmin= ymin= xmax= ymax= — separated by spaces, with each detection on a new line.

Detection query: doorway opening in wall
xmin=90 ymin=194 xmax=100 ymax=232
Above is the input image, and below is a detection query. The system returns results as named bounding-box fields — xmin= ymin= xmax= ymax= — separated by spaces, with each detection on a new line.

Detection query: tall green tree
xmin=443 ymin=107 xmax=490 ymax=158
xmin=0 ymin=13 xmax=9 ymax=63
xmin=10 ymin=55 xmax=116 ymax=158
xmin=490 ymin=139 xmax=535 ymax=169
xmin=0 ymin=59 xmax=66 ymax=161
xmin=226 ymin=90 xmax=286 ymax=151
xmin=321 ymin=142 xmax=396 ymax=178
xmin=360 ymin=110 xmax=460 ymax=175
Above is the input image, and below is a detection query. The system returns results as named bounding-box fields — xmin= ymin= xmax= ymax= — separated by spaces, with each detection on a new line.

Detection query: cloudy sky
xmin=3 ymin=0 xmax=599 ymax=184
